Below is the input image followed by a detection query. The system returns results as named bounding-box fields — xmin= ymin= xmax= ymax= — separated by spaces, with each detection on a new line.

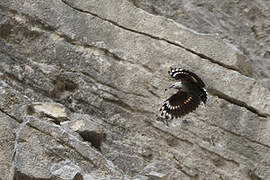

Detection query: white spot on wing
xmin=173 ymin=72 xmax=178 ymax=77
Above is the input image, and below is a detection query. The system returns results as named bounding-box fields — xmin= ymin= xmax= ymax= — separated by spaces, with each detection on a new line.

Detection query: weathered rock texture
xmin=131 ymin=0 xmax=270 ymax=89
xmin=0 ymin=0 xmax=269 ymax=179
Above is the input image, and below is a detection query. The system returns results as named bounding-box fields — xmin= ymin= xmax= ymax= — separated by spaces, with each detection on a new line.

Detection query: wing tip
xmin=168 ymin=68 xmax=206 ymax=88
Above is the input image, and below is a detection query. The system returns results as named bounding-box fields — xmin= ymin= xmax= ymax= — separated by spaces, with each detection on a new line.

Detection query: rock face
xmin=0 ymin=0 xmax=269 ymax=179
xmin=131 ymin=0 xmax=270 ymax=89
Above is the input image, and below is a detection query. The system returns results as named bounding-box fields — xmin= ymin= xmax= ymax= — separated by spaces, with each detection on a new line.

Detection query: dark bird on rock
xmin=160 ymin=68 xmax=207 ymax=122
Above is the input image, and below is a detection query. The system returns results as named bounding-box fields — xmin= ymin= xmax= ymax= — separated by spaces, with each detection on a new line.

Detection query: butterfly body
xmin=160 ymin=68 xmax=207 ymax=121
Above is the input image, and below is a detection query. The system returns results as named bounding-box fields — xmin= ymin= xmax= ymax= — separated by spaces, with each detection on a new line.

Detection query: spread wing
xmin=160 ymin=90 xmax=201 ymax=119
xmin=168 ymin=68 xmax=205 ymax=88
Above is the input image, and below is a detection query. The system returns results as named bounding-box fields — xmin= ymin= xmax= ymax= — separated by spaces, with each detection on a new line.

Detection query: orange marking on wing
xmin=184 ymin=97 xmax=192 ymax=104
xmin=191 ymin=76 xmax=198 ymax=83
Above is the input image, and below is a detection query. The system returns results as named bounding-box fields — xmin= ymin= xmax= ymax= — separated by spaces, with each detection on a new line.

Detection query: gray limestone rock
xmin=0 ymin=111 xmax=18 ymax=180
xmin=131 ymin=0 xmax=270 ymax=89
xmin=0 ymin=0 xmax=269 ymax=179
xmin=61 ymin=113 xmax=106 ymax=150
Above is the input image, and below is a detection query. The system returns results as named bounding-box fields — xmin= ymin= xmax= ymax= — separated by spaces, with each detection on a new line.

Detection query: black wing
xmin=168 ymin=68 xmax=205 ymax=88
xmin=160 ymin=90 xmax=201 ymax=119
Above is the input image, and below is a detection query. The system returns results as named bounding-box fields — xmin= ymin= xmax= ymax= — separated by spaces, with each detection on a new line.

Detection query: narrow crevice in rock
xmin=45 ymin=115 xmax=67 ymax=126
xmin=102 ymin=97 xmax=135 ymax=113
xmin=74 ymin=98 xmax=105 ymax=116
xmin=146 ymin=89 xmax=160 ymax=99
xmin=78 ymin=130 xmax=105 ymax=151
xmin=51 ymin=119 xmax=61 ymax=125
xmin=208 ymin=88 xmax=269 ymax=118
xmin=0 ymin=108 xmax=22 ymax=123
xmin=198 ymin=146 xmax=240 ymax=167
xmin=61 ymin=0 xmax=246 ymax=76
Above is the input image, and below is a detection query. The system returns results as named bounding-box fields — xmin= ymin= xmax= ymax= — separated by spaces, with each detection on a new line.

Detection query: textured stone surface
xmin=131 ymin=0 xmax=270 ymax=89
xmin=0 ymin=0 xmax=269 ymax=179
xmin=0 ymin=111 xmax=18 ymax=180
